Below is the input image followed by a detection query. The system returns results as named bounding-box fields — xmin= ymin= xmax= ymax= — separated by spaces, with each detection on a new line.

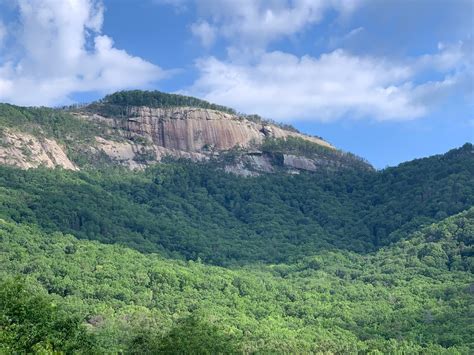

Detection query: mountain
xmin=0 ymin=90 xmax=371 ymax=174
xmin=0 ymin=91 xmax=472 ymax=353
xmin=0 ymin=140 xmax=471 ymax=265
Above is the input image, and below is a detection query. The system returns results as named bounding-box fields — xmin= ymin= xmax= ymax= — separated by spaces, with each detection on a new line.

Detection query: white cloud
xmin=413 ymin=39 xmax=474 ymax=104
xmin=0 ymin=0 xmax=165 ymax=106
xmin=181 ymin=0 xmax=472 ymax=122
xmin=190 ymin=21 xmax=216 ymax=48
xmin=190 ymin=0 xmax=364 ymax=49
xmin=188 ymin=44 xmax=472 ymax=122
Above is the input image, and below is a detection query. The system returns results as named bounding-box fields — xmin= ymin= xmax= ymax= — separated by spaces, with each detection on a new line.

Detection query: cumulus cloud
xmin=182 ymin=0 xmax=469 ymax=121
xmin=188 ymin=42 xmax=472 ymax=121
xmin=417 ymin=39 xmax=473 ymax=73
xmin=413 ymin=39 xmax=474 ymax=103
xmin=178 ymin=0 xmax=472 ymax=122
xmin=0 ymin=0 xmax=165 ymax=106
xmin=190 ymin=0 xmax=363 ymax=49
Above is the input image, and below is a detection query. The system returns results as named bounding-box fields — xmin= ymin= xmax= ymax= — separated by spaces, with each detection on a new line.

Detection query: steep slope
xmin=73 ymin=105 xmax=343 ymax=172
xmin=0 ymin=144 xmax=471 ymax=264
xmin=1 ymin=209 xmax=472 ymax=353
xmin=0 ymin=129 xmax=78 ymax=170
xmin=0 ymin=90 xmax=472 ymax=354
xmin=0 ymin=90 xmax=371 ymax=173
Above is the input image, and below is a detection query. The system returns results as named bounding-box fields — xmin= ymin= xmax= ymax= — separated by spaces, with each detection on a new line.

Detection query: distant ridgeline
xmin=84 ymin=90 xmax=237 ymax=116
xmin=79 ymin=90 xmax=301 ymax=133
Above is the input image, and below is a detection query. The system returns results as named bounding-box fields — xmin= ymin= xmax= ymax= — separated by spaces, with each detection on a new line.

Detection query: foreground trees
xmin=1 ymin=209 xmax=472 ymax=353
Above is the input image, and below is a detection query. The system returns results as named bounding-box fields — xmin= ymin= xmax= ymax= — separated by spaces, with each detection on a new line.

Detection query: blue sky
xmin=0 ymin=0 xmax=472 ymax=168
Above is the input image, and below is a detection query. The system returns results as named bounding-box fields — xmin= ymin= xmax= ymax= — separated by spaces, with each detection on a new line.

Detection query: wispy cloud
xmin=328 ymin=27 xmax=364 ymax=49
xmin=191 ymin=21 xmax=216 ymax=48
xmin=0 ymin=20 xmax=6 ymax=48
xmin=189 ymin=0 xmax=363 ymax=50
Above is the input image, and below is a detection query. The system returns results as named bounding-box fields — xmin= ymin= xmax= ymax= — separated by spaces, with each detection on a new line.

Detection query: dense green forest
xmin=1 ymin=209 xmax=472 ymax=353
xmin=0 ymin=103 xmax=106 ymax=144
xmin=0 ymin=144 xmax=471 ymax=265
xmin=85 ymin=90 xmax=237 ymax=116
xmin=0 ymin=117 xmax=472 ymax=353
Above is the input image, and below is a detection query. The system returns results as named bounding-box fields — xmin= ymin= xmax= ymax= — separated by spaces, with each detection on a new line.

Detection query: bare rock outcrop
xmin=0 ymin=130 xmax=78 ymax=170
xmin=283 ymin=154 xmax=318 ymax=172
xmin=0 ymin=105 xmax=362 ymax=174
xmin=82 ymin=106 xmax=333 ymax=153
xmin=71 ymin=106 xmax=337 ymax=171
xmin=95 ymin=136 xmax=207 ymax=169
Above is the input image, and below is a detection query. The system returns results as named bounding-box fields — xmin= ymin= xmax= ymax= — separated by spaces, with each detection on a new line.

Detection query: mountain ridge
xmin=0 ymin=90 xmax=372 ymax=173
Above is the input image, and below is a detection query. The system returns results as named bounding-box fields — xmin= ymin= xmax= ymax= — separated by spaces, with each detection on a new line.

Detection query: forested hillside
xmin=0 ymin=0 xmax=471 ymax=351
xmin=87 ymin=90 xmax=238 ymax=116
xmin=0 ymin=107 xmax=472 ymax=353
xmin=0 ymin=144 xmax=472 ymax=265
xmin=1 ymin=209 xmax=472 ymax=353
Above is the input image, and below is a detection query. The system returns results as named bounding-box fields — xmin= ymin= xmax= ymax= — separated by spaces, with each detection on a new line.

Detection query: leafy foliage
xmin=86 ymin=90 xmax=237 ymax=116
xmin=0 ymin=99 xmax=472 ymax=354
xmin=0 ymin=278 xmax=98 ymax=353
xmin=262 ymin=136 xmax=372 ymax=171
xmin=0 ymin=103 xmax=105 ymax=145
xmin=0 ymin=210 xmax=472 ymax=353
xmin=0 ymin=144 xmax=471 ymax=265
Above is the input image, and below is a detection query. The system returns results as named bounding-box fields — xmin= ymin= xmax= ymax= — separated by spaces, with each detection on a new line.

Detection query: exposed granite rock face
xmin=72 ymin=106 xmax=336 ymax=171
xmin=1 ymin=106 xmax=365 ymax=174
xmin=0 ymin=130 xmax=78 ymax=170
xmin=224 ymin=154 xmax=275 ymax=177
xmin=224 ymin=153 xmax=331 ymax=176
xmin=283 ymin=154 xmax=318 ymax=172
xmin=94 ymin=136 xmax=207 ymax=170
xmin=83 ymin=106 xmax=333 ymax=151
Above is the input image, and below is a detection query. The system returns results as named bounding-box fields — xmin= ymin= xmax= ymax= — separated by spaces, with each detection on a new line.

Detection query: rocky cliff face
xmin=0 ymin=129 xmax=78 ymax=170
xmin=1 ymin=103 xmax=370 ymax=174
xmin=82 ymin=106 xmax=332 ymax=150
xmin=72 ymin=106 xmax=340 ymax=173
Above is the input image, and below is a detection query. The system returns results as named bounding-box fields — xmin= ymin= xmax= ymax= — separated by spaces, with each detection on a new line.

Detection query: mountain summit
xmin=0 ymin=90 xmax=371 ymax=173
